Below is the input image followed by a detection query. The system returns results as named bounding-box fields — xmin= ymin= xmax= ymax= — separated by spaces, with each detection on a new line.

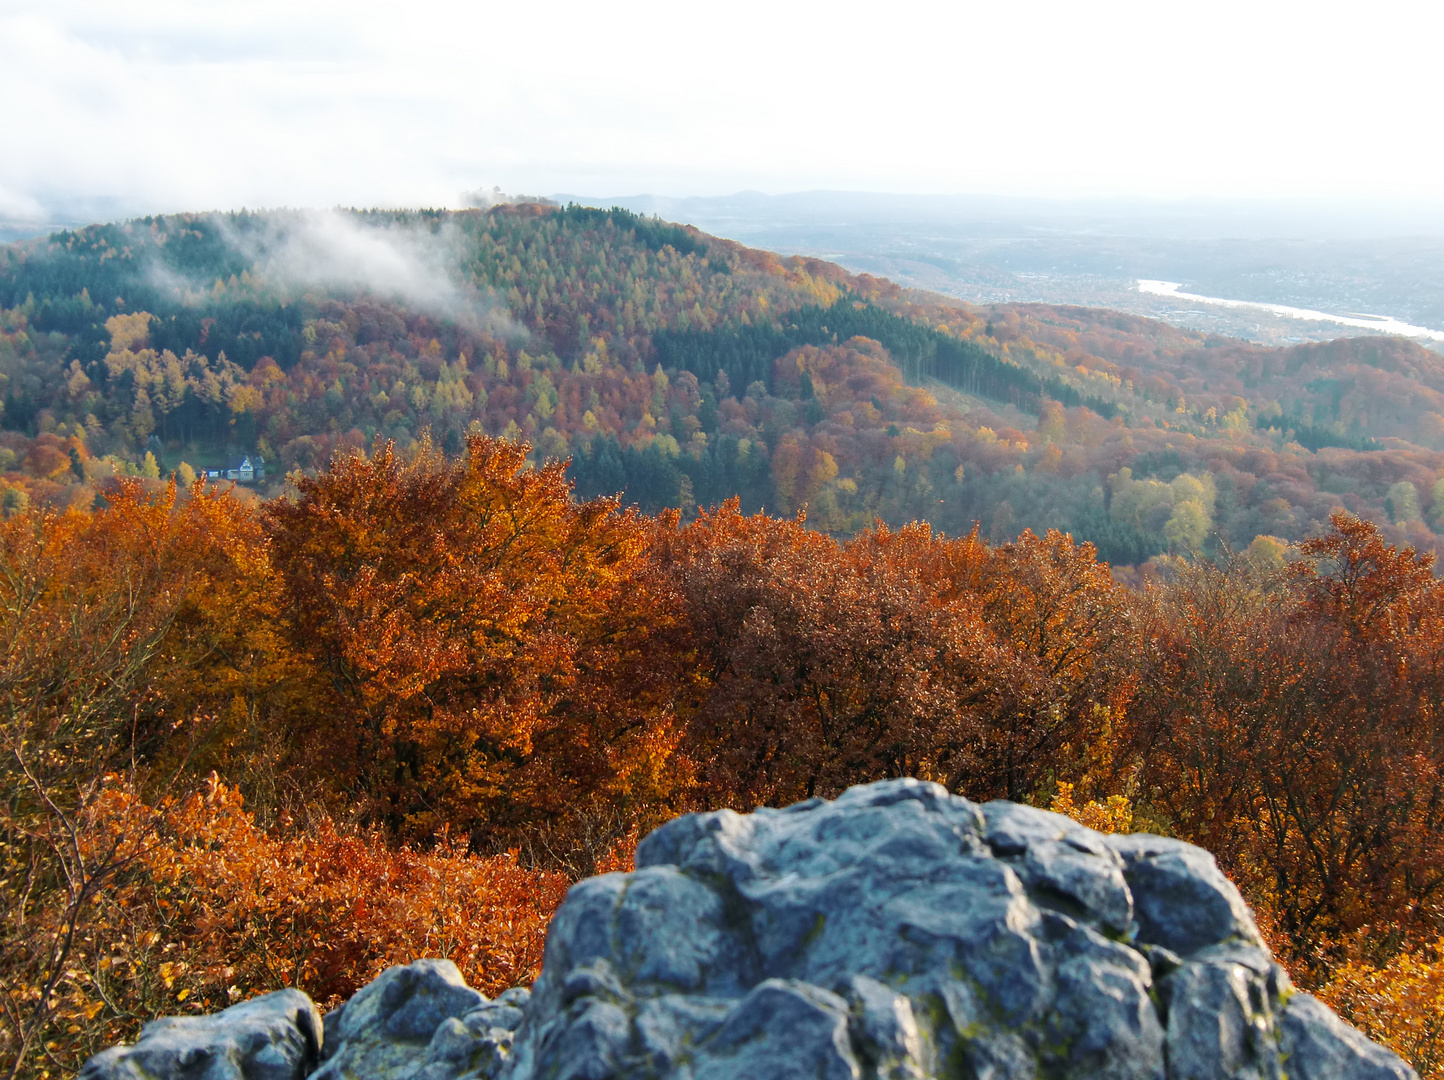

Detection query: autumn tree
xmin=0 ymin=480 xmax=268 ymax=1080
xmin=1126 ymin=513 xmax=1444 ymax=974
xmin=655 ymin=503 xmax=1134 ymax=807
xmin=966 ymin=528 xmax=1137 ymax=800
xmin=265 ymin=434 xmax=692 ymax=853
xmin=652 ymin=502 xmax=995 ymax=805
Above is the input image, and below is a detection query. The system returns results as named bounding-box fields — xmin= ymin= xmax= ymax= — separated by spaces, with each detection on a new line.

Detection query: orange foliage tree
xmin=654 ymin=503 xmax=993 ymax=805
xmin=1126 ymin=513 xmax=1444 ymax=974
xmin=265 ymin=434 xmax=693 ymax=850
xmin=924 ymin=526 xmax=1136 ymax=801
xmin=654 ymin=501 xmax=1136 ymax=807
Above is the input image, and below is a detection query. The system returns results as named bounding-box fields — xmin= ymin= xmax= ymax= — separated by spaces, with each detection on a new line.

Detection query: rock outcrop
xmin=81 ymin=779 xmax=1417 ymax=1080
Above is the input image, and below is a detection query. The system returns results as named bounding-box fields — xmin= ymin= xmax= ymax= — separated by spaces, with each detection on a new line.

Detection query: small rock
xmin=983 ymin=801 xmax=1134 ymax=933
xmin=1043 ymin=918 xmax=1165 ymax=1080
xmin=846 ymin=974 xmax=927 ymax=1080
xmin=79 ymin=989 xmax=322 ymax=1080
xmin=312 ymin=959 xmax=488 ymax=1080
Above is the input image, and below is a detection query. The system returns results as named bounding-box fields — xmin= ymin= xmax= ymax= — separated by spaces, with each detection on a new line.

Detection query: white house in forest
xmin=204 ymin=455 xmax=266 ymax=484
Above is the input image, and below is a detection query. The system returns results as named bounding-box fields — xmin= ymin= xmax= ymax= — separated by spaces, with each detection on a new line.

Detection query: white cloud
xmin=0 ymin=183 xmax=45 ymax=221
xmin=211 ymin=210 xmax=520 ymax=332
xmin=1 ymin=0 xmax=1442 ymax=217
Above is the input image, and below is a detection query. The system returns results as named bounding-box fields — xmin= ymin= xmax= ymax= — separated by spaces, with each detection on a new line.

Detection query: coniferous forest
xmin=4 ymin=204 xmax=1444 ymax=1079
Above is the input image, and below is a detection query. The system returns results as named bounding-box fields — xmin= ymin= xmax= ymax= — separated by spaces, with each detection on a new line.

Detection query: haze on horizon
xmin=2 ymin=0 xmax=1441 ymax=228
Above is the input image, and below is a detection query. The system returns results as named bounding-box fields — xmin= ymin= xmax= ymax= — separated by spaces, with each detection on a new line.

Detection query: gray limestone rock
xmin=1279 ymin=994 xmax=1416 ymax=1080
xmin=690 ymin=979 xmax=859 ymax=1080
xmin=312 ymin=959 xmax=491 ymax=1080
xmin=412 ymin=1001 xmax=529 ymax=1080
xmin=79 ymin=778 xmax=1420 ymax=1080
xmin=1104 ymin=834 xmax=1265 ymax=956
xmin=846 ymin=974 xmax=927 ymax=1080
xmin=79 ymin=989 xmax=322 ymax=1080
xmin=503 ymin=778 xmax=1414 ymax=1080
xmin=1160 ymin=952 xmax=1283 ymax=1080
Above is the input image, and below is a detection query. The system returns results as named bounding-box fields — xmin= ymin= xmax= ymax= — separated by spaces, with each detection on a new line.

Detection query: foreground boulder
xmin=81 ymin=780 xmax=1416 ymax=1080
xmin=79 ymin=988 xmax=322 ymax=1080
xmin=504 ymin=779 xmax=1413 ymax=1080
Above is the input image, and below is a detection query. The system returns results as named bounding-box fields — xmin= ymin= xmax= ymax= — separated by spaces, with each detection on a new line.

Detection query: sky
xmin=2 ymin=0 xmax=1441 ymax=223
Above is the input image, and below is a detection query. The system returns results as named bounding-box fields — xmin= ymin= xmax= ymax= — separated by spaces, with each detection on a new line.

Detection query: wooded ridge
xmin=3 ymin=204 xmax=1444 ymax=566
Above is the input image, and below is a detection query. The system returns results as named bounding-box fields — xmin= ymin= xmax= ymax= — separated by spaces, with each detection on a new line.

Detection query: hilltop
xmin=2 ymin=202 xmax=1443 ymax=564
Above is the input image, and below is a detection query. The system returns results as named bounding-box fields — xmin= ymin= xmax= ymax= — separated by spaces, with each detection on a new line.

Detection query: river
xmin=1135 ymin=279 xmax=1444 ymax=344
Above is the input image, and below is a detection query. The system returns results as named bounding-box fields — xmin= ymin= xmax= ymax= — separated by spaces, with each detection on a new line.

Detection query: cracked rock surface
xmin=80 ymin=779 xmax=1417 ymax=1080
xmin=505 ymin=779 xmax=1411 ymax=1080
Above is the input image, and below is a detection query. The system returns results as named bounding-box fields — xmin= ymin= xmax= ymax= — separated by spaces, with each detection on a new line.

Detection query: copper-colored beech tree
xmin=265 ymin=434 xmax=691 ymax=848
xmin=655 ymin=501 xmax=1135 ymax=806
xmin=654 ymin=503 xmax=991 ymax=805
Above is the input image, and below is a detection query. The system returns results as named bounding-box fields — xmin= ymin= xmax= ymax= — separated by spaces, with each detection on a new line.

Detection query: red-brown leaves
xmin=265 ymin=434 xmax=690 ymax=846
xmin=0 ymin=480 xmax=290 ymax=1080
xmin=654 ymin=503 xmax=1136 ymax=806
xmin=1128 ymin=514 xmax=1444 ymax=976
xmin=656 ymin=502 xmax=989 ymax=805
xmin=1295 ymin=510 xmax=1440 ymax=641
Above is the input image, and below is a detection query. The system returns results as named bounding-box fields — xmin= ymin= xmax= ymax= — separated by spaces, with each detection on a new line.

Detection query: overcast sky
xmin=2 ymin=0 xmax=1440 ymax=222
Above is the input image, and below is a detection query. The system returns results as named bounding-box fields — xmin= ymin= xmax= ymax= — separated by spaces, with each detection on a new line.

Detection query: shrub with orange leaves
xmin=923 ymin=525 xmax=1137 ymax=802
xmin=1318 ymin=941 xmax=1444 ymax=1079
xmin=25 ymin=775 xmax=567 ymax=1079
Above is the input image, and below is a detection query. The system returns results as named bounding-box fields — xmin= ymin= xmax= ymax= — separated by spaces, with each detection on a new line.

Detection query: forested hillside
xmin=4 ymin=202 xmax=1444 ymax=565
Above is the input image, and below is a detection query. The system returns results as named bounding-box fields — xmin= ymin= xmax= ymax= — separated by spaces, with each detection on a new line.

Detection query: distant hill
xmin=564 ymin=191 xmax=1444 ymax=343
xmin=2 ymin=202 xmax=1443 ymax=564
